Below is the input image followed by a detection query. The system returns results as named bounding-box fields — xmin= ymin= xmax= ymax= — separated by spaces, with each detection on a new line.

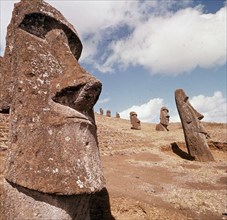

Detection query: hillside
xmin=0 ymin=113 xmax=227 ymax=219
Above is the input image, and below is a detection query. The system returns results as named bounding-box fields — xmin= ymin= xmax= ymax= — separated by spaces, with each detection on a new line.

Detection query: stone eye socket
xmin=19 ymin=13 xmax=82 ymax=60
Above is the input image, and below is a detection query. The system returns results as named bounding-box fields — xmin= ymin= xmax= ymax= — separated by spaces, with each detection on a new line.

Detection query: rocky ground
xmin=0 ymin=113 xmax=227 ymax=219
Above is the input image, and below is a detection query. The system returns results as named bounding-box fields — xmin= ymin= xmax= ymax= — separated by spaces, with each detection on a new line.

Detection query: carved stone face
xmin=106 ymin=110 xmax=111 ymax=117
xmin=2 ymin=0 xmax=104 ymax=195
xmin=130 ymin=111 xmax=141 ymax=130
xmin=160 ymin=107 xmax=170 ymax=126
xmin=175 ymin=89 xmax=214 ymax=161
xmin=175 ymin=89 xmax=207 ymax=134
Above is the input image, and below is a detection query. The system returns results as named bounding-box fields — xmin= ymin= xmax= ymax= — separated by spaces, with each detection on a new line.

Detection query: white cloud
xmin=190 ymin=91 xmax=226 ymax=123
xmin=120 ymin=98 xmax=165 ymax=123
xmin=102 ymin=6 xmax=227 ymax=75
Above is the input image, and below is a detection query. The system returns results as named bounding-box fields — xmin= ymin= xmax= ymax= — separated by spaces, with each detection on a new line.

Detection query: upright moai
xmin=156 ymin=107 xmax=170 ymax=131
xmin=175 ymin=89 xmax=214 ymax=162
xmin=106 ymin=110 xmax=111 ymax=117
xmin=130 ymin=111 xmax=141 ymax=130
xmin=99 ymin=108 xmax=104 ymax=115
xmin=116 ymin=112 xmax=120 ymax=118
xmin=0 ymin=0 xmax=105 ymax=218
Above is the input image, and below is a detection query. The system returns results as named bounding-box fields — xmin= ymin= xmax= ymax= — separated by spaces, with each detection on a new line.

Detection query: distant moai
xmin=175 ymin=89 xmax=214 ymax=162
xmin=100 ymin=108 xmax=104 ymax=115
xmin=0 ymin=0 xmax=106 ymax=218
xmin=130 ymin=111 xmax=141 ymax=130
xmin=116 ymin=112 xmax=120 ymax=118
xmin=156 ymin=107 xmax=170 ymax=131
xmin=106 ymin=110 xmax=111 ymax=117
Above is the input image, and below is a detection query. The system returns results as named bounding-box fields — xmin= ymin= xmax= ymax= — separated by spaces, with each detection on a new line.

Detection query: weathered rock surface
xmin=1 ymin=0 xmax=104 ymax=195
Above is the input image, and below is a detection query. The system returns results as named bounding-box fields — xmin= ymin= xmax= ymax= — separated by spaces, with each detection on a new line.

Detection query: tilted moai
xmin=175 ymin=89 xmax=214 ymax=162
xmin=130 ymin=111 xmax=141 ymax=130
xmin=99 ymin=108 xmax=104 ymax=115
xmin=0 ymin=0 xmax=105 ymax=219
xmin=156 ymin=107 xmax=170 ymax=131
xmin=116 ymin=112 xmax=120 ymax=118
xmin=106 ymin=110 xmax=111 ymax=117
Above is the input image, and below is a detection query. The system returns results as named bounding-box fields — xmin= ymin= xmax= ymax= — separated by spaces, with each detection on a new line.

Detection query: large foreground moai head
xmin=130 ymin=111 xmax=141 ymax=130
xmin=156 ymin=107 xmax=170 ymax=131
xmin=1 ymin=0 xmax=104 ymax=194
xmin=175 ymin=89 xmax=214 ymax=162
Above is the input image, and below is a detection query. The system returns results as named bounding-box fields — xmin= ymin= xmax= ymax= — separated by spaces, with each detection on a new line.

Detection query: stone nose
xmin=52 ymin=79 xmax=102 ymax=113
xmin=73 ymin=80 xmax=102 ymax=112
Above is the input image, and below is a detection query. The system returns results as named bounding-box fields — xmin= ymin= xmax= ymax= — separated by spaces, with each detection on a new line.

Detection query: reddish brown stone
xmin=156 ymin=107 xmax=170 ymax=131
xmin=130 ymin=111 xmax=141 ymax=130
xmin=1 ymin=0 xmax=104 ymax=195
xmin=175 ymin=89 xmax=214 ymax=162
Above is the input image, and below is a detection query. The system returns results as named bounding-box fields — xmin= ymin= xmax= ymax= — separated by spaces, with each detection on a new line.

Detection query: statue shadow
xmin=171 ymin=142 xmax=194 ymax=161
xmin=90 ymin=187 xmax=115 ymax=220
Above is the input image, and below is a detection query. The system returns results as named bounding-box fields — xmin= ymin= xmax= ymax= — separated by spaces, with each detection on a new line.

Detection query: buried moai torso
xmin=175 ymin=89 xmax=214 ymax=162
xmin=130 ymin=112 xmax=141 ymax=130
xmin=1 ymin=0 xmax=104 ymax=194
xmin=156 ymin=107 xmax=170 ymax=131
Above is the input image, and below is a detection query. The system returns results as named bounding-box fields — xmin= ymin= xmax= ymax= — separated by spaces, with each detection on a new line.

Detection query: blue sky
xmin=1 ymin=0 xmax=226 ymax=123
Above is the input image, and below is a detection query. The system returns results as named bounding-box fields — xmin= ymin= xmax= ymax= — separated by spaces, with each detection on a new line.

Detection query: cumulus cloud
xmin=190 ymin=91 xmax=226 ymax=123
xmin=120 ymin=98 xmax=165 ymax=123
xmin=102 ymin=6 xmax=227 ymax=75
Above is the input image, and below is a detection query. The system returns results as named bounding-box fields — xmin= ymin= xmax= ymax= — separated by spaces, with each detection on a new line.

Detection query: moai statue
xmin=106 ymin=110 xmax=111 ymax=117
xmin=0 ymin=0 xmax=105 ymax=219
xmin=155 ymin=107 xmax=170 ymax=131
xmin=130 ymin=111 xmax=141 ymax=130
xmin=116 ymin=112 xmax=120 ymax=118
xmin=175 ymin=89 xmax=214 ymax=162
xmin=99 ymin=108 xmax=104 ymax=115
